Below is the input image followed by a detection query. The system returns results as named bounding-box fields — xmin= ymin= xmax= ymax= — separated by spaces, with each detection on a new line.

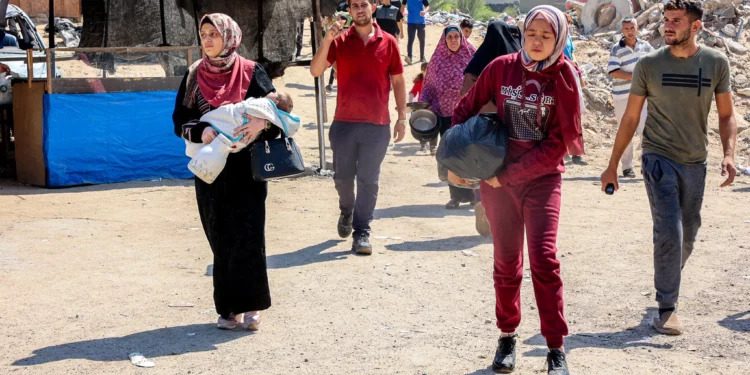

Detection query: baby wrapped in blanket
xmin=187 ymin=92 xmax=300 ymax=183
xmin=185 ymin=92 xmax=299 ymax=158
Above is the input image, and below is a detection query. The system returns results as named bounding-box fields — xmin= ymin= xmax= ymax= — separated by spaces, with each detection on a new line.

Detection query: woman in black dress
xmin=172 ymin=13 xmax=278 ymax=331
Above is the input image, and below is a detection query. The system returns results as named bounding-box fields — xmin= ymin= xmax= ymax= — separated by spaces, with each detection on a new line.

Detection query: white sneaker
xmin=240 ymin=311 xmax=262 ymax=331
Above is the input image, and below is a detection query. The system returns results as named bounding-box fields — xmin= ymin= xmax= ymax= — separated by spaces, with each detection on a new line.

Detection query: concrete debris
xmin=727 ymin=39 xmax=748 ymax=54
xmin=570 ymin=0 xmax=635 ymax=34
xmin=735 ymin=74 xmax=749 ymax=87
xmin=552 ymin=0 xmax=750 ymax=171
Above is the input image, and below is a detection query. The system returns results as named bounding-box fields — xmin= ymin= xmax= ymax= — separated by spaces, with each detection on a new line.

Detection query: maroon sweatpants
xmin=480 ymin=173 xmax=568 ymax=348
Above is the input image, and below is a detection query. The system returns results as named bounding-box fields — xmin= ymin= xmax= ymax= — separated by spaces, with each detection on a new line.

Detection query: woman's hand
xmin=234 ymin=115 xmax=267 ymax=143
xmin=448 ymin=171 xmax=473 ymax=187
xmin=485 ymin=177 xmax=503 ymax=188
xmin=202 ymin=127 xmax=218 ymax=144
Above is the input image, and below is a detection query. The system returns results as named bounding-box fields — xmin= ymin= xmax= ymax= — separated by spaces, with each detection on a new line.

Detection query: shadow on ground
xmin=375 ymin=204 xmax=474 ymax=219
xmin=385 ymin=235 xmax=491 ymax=252
xmin=0 ymin=178 xmax=193 ymax=196
xmin=267 ymin=240 xmax=349 ymax=269
xmin=718 ymin=311 xmax=750 ymax=333
xmin=13 ymin=324 xmax=248 ymax=366
xmin=521 ymin=308 xmax=672 ymax=357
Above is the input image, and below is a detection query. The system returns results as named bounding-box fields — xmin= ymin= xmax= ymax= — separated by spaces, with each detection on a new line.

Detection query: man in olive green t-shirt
xmin=601 ymin=0 xmax=738 ymax=336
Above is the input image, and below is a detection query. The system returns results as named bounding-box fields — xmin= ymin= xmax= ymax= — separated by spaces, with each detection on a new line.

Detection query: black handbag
xmin=250 ymin=133 xmax=305 ymax=181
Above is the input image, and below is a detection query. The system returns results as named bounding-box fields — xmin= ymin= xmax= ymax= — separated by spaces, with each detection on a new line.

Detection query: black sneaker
xmin=623 ymin=168 xmax=636 ymax=178
xmin=491 ymin=334 xmax=517 ymax=373
xmin=571 ymin=156 xmax=588 ymax=166
xmin=352 ymin=231 xmax=373 ymax=255
xmin=419 ymin=58 xmax=428 ymax=63
xmin=546 ymin=349 xmax=569 ymax=375
xmin=337 ymin=213 xmax=353 ymax=238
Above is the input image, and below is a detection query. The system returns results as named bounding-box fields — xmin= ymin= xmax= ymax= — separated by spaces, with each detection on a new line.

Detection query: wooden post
xmin=187 ymin=49 xmax=193 ymax=67
xmin=46 ymin=49 xmax=52 ymax=92
xmin=26 ymin=49 xmax=33 ymax=87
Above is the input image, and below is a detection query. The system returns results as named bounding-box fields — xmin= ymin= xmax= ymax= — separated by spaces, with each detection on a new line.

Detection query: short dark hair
xmin=664 ymin=0 xmax=703 ymax=22
xmin=460 ymin=19 xmax=473 ymax=29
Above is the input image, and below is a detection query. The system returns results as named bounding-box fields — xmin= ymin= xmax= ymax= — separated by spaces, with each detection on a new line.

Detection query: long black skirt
xmin=195 ymin=148 xmax=271 ymax=318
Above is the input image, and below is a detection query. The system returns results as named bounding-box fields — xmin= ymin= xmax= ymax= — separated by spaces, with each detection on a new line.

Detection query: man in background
xmin=607 ymin=17 xmax=654 ymax=178
xmin=404 ymin=0 xmax=429 ymax=64
xmin=310 ymin=0 xmax=407 ymax=255
xmin=601 ymin=0 xmax=737 ymax=335
xmin=375 ymin=0 xmax=404 ymax=39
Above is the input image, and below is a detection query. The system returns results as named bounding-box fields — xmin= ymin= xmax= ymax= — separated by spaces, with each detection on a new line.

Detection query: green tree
xmin=430 ymin=0 xmax=457 ymax=11
xmin=456 ymin=0 xmax=485 ymax=16
xmin=455 ymin=0 xmax=498 ymax=22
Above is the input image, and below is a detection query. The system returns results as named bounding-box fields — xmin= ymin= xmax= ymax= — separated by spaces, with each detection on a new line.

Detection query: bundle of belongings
xmin=187 ymin=95 xmax=301 ymax=184
xmin=436 ymin=114 xmax=509 ymax=187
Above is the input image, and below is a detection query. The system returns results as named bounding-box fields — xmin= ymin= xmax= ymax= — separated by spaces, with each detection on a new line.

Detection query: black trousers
xmin=329 ymin=121 xmax=391 ymax=233
xmin=196 ymin=149 xmax=271 ymax=319
xmin=407 ymin=23 xmax=426 ymax=60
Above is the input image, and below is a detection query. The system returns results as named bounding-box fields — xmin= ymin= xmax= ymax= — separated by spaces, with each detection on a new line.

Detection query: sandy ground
xmin=1 ymin=25 xmax=749 ymax=375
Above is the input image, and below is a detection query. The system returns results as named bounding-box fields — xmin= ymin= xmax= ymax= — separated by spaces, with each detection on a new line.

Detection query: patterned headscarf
xmin=421 ymin=25 xmax=475 ymax=117
xmin=520 ymin=5 xmax=568 ymax=72
xmin=183 ymin=13 xmax=255 ymax=109
xmin=517 ymin=6 xmax=584 ymax=155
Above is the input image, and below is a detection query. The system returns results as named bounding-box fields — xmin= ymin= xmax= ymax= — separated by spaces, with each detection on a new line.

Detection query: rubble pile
xmin=424 ymin=10 xmax=518 ymax=40
xmin=557 ymin=0 xmax=750 ymax=160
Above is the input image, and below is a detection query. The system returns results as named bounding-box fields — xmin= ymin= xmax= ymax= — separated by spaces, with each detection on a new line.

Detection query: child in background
xmin=409 ymin=62 xmax=428 ymax=102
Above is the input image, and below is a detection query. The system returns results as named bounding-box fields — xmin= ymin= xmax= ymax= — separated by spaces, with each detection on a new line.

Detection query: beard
xmin=665 ymin=29 xmax=692 ymax=46
xmin=353 ymin=14 xmax=372 ymax=26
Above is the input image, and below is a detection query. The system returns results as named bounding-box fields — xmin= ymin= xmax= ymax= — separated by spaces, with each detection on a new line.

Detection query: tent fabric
xmin=79 ymin=0 xmax=340 ymax=77
xmin=43 ymin=91 xmax=192 ymax=187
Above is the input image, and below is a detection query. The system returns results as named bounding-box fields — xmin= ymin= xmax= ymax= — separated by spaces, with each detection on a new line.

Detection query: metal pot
xmin=409 ymin=109 xmax=439 ymax=143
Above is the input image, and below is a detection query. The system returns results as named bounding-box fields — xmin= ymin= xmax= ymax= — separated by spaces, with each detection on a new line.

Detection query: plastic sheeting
xmin=43 ymin=91 xmax=192 ymax=187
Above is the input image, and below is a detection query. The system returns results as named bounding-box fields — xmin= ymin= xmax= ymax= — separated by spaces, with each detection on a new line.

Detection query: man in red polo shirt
xmin=311 ymin=0 xmax=407 ymax=255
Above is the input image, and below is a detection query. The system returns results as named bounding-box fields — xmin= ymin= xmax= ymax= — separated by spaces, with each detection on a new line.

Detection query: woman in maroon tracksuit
xmin=450 ymin=6 xmax=583 ymax=375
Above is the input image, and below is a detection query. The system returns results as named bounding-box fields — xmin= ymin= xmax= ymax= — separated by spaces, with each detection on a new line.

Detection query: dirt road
xmin=1 ymin=25 xmax=749 ymax=375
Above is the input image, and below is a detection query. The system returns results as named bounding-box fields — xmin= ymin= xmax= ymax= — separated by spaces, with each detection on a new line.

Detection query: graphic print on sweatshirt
xmin=661 ymin=68 xmax=712 ymax=96
xmin=500 ymin=79 xmax=554 ymax=141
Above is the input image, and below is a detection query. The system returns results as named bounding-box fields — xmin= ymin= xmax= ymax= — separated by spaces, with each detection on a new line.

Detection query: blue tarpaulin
xmin=43 ymin=91 xmax=192 ymax=187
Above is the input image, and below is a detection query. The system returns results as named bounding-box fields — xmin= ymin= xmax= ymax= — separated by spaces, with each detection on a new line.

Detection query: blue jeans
xmin=642 ymin=153 xmax=706 ymax=310
xmin=1 ymin=33 xmax=18 ymax=48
